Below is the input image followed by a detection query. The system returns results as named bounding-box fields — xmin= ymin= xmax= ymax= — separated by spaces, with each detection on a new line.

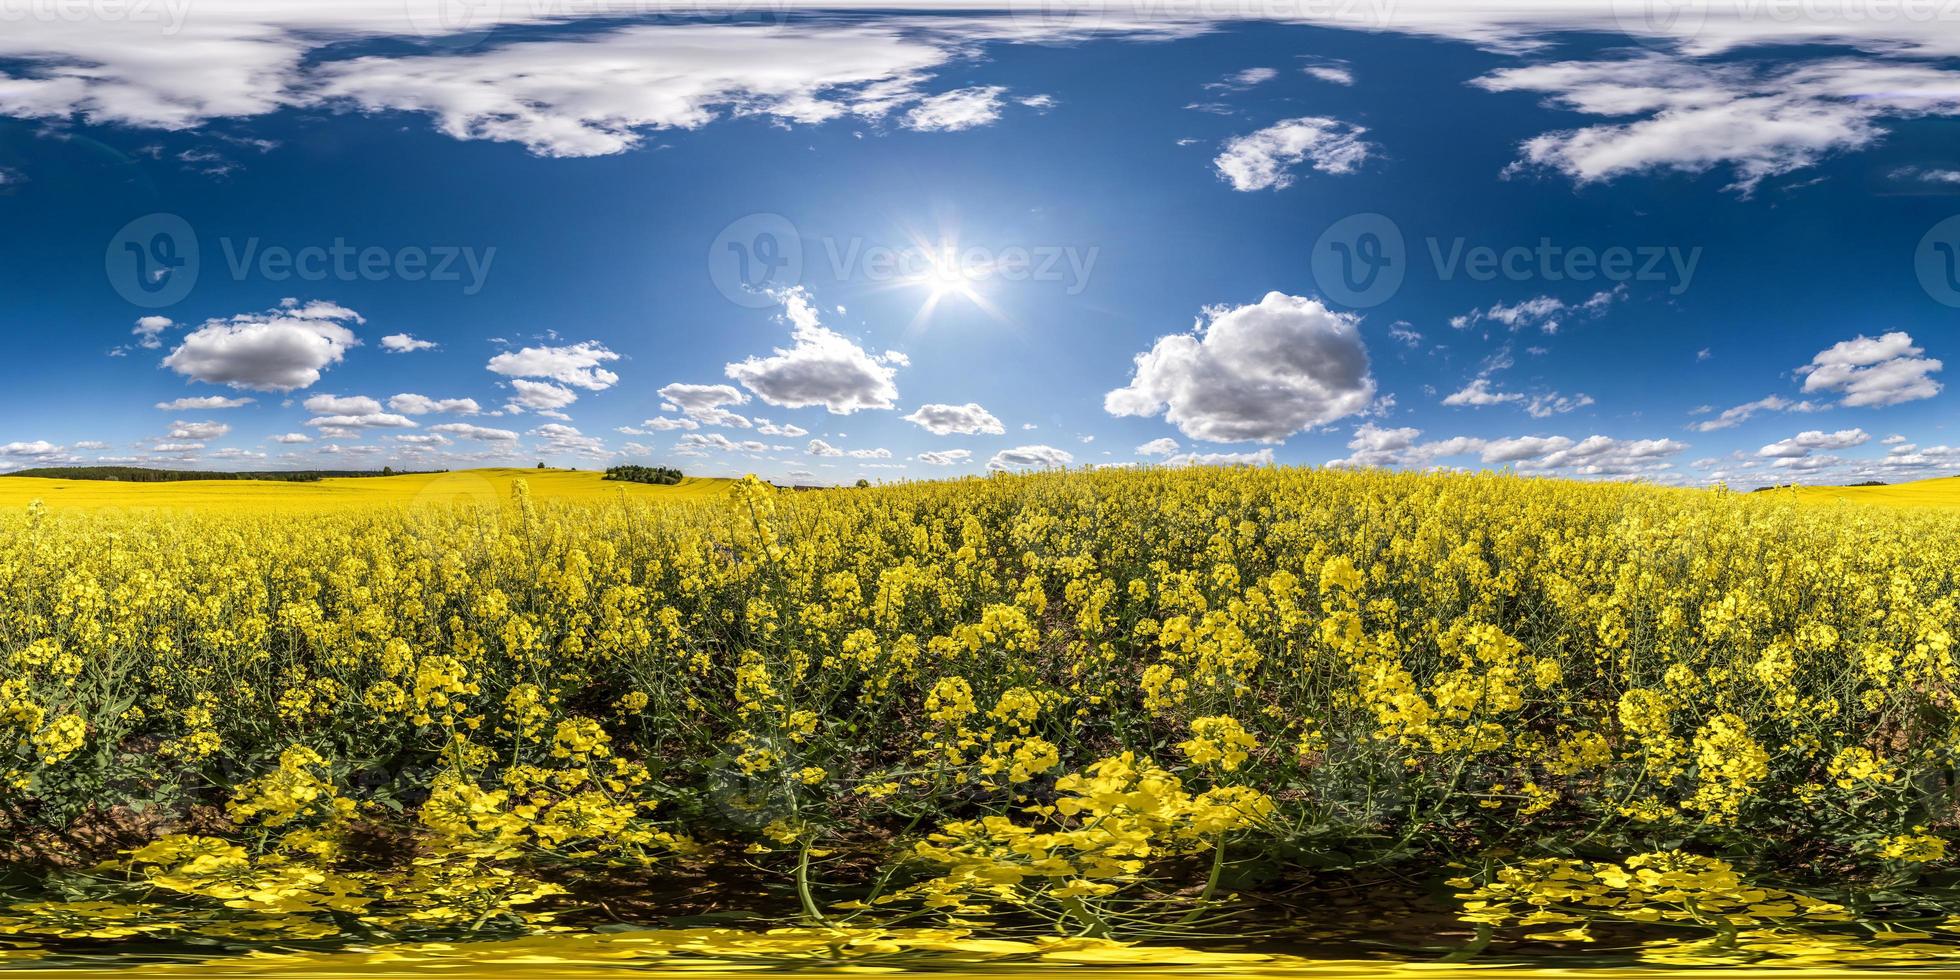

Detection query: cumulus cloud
xmin=1442 ymin=378 xmax=1523 ymax=407
xmin=677 ymin=432 xmax=770 ymax=455
xmin=1163 ymin=448 xmax=1275 ymax=466
xmin=807 ymin=438 xmax=844 ymax=457
xmin=1797 ymin=331 xmax=1942 ymax=407
xmin=428 ymin=422 xmax=519 ymax=442
xmin=389 ymin=393 xmax=481 ymax=415
xmin=1137 ymin=437 xmax=1181 ymax=456
xmin=902 ymin=402 xmax=1005 ymax=436
xmin=726 ymin=287 xmax=901 ymax=414
xmin=505 ymin=379 xmax=580 ymax=418
xmin=1759 ymin=427 xmax=1870 ymax=458
xmin=270 ymin=433 xmax=312 ymax=444
xmin=168 ymin=420 xmax=230 ymax=441
xmin=1450 ymin=287 xmax=1622 ymax=334
xmin=918 ymin=449 xmax=973 ymax=466
xmin=658 ymin=383 xmax=752 ymax=428
xmin=488 ymin=341 xmax=620 ymax=390
xmin=531 ymin=422 xmax=609 ymax=458
xmin=904 ymin=85 xmax=1008 ymax=131
xmin=756 ymin=420 xmax=809 ymax=437
xmin=155 ymin=395 xmax=253 ymax=410
xmin=133 ymin=315 xmax=173 ymax=349
xmin=988 ymin=444 xmax=1074 ymax=471
xmin=1689 ymin=394 xmax=1824 ymax=432
xmin=0 ymin=440 xmax=65 ymax=459
xmin=161 ymin=299 xmax=363 ymax=392
xmin=381 ymin=333 xmax=436 ymax=353
xmin=304 ymin=394 xmax=383 ymax=416
xmin=1525 ymin=392 xmax=1596 ymax=418
xmin=1475 ymin=54 xmax=1960 ymax=195
xmin=1328 ymin=422 xmax=1687 ymax=478
xmin=640 ymin=416 xmax=701 ymax=431
xmin=1106 ymin=291 xmax=1374 ymax=443
xmin=306 ymin=413 xmax=416 ymax=430
xmin=1213 ymin=116 xmax=1371 ymax=191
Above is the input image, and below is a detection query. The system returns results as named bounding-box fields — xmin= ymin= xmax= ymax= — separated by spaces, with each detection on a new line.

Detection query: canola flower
xmin=0 ymin=466 xmax=1956 ymax=971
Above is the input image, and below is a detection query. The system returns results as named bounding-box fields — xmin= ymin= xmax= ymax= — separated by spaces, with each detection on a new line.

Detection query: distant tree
xmin=537 ymin=461 xmax=546 ymax=469
xmin=382 ymin=466 xmax=395 ymax=476
xmin=855 ymin=478 xmax=871 ymax=489
xmin=603 ymin=465 xmax=684 ymax=486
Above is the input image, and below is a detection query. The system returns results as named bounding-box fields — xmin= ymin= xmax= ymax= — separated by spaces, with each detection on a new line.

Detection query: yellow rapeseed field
xmin=0 ymin=466 xmax=1957 ymax=975
xmin=0 ymin=468 xmax=735 ymax=513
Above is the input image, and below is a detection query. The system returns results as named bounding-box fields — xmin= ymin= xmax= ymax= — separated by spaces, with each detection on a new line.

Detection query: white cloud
xmin=0 ymin=440 xmax=64 ymax=459
xmin=488 ymin=341 xmax=620 ymax=390
xmin=73 ymin=441 xmax=109 ymax=451
xmin=1328 ymin=422 xmax=1686 ymax=478
xmin=1690 ymin=394 xmax=1823 ymax=432
xmin=1442 ymin=378 xmax=1523 ymax=407
xmin=169 ymin=420 xmax=230 ymax=441
xmin=161 ymin=299 xmax=362 ymax=392
xmin=429 ymin=422 xmax=519 ymax=442
xmin=506 ymin=379 xmax=580 ymax=418
xmin=658 ymin=382 xmax=752 ymax=427
xmin=988 ymin=444 xmax=1074 ymax=470
xmin=155 ymin=395 xmax=253 ymax=410
xmin=1213 ymin=116 xmax=1371 ymax=191
xmin=306 ymin=412 xmax=417 ymax=430
xmin=1106 ymin=291 xmax=1374 ymax=443
xmin=918 ymin=449 xmax=973 ymax=466
xmin=1759 ymin=428 xmax=1870 ymax=458
xmin=1451 ymin=287 xmax=1622 ymax=334
xmin=903 ymin=402 xmax=1005 ymax=436
xmin=1475 ymin=54 xmax=1960 ymax=195
xmin=389 ymin=393 xmax=480 ymax=415
xmin=304 ymin=394 xmax=383 ymax=416
xmin=1137 ymin=437 xmax=1181 ymax=456
xmin=270 ymin=433 xmax=312 ymax=444
xmin=904 ymin=85 xmax=1007 ymax=131
xmin=531 ymin=422 xmax=609 ymax=458
xmin=1526 ymin=392 xmax=1595 ymax=418
xmin=756 ymin=420 xmax=809 ymax=437
xmin=677 ymin=432 xmax=770 ymax=455
xmin=1301 ymin=62 xmax=1354 ymax=86
xmin=1163 ymin=448 xmax=1275 ymax=466
xmin=726 ymin=287 xmax=900 ymax=414
xmin=381 ymin=333 xmax=436 ymax=353
xmin=1797 ymin=331 xmax=1943 ymax=407
xmin=133 ymin=315 xmax=173 ymax=349
xmin=640 ymin=416 xmax=701 ymax=431
xmin=807 ymin=438 xmax=844 ymax=457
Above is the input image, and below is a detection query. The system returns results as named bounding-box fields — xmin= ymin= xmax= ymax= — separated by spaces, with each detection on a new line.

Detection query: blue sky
xmin=0 ymin=2 xmax=1956 ymax=486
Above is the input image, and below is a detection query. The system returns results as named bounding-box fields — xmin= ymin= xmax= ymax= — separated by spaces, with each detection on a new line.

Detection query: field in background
xmin=1784 ymin=474 xmax=1960 ymax=510
xmin=0 ymin=468 xmax=736 ymax=511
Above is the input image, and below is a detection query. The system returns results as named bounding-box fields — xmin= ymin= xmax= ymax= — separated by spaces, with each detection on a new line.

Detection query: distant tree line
xmin=2 ymin=466 xmax=441 ymax=483
xmin=603 ymin=465 xmax=683 ymax=486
